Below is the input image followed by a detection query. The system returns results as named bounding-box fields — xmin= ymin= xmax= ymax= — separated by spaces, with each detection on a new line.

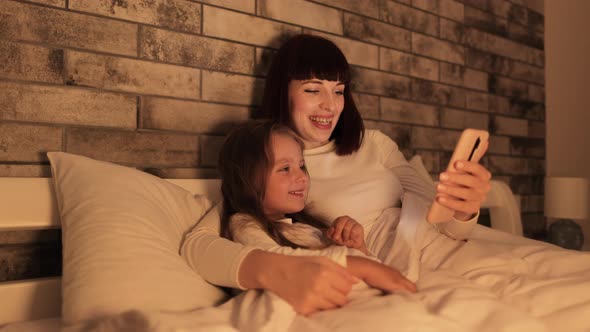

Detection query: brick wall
xmin=0 ymin=0 xmax=545 ymax=281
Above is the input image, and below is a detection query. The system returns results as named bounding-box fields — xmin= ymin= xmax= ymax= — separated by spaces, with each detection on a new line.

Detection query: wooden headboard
xmin=0 ymin=177 xmax=521 ymax=325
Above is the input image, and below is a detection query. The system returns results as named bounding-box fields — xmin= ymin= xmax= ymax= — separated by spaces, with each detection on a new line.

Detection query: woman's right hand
xmin=239 ymin=250 xmax=359 ymax=315
xmin=346 ymin=256 xmax=417 ymax=293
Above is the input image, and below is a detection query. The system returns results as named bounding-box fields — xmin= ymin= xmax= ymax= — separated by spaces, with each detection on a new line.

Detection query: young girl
xmin=217 ymin=121 xmax=417 ymax=295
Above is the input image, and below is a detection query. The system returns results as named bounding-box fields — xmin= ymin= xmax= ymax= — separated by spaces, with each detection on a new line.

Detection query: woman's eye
xmin=300 ymin=164 xmax=307 ymax=171
xmin=304 ymin=89 xmax=319 ymax=94
xmin=279 ymin=166 xmax=290 ymax=172
xmin=335 ymin=90 xmax=344 ymax=95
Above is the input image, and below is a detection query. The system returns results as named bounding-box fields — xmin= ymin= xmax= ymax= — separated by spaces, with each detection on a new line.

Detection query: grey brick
xmin=0 ymin=230 xmax=60 ymax=246
xmin=488 ymin=95 xmax=510 ymax=114
xmin=364 ymin=120 xmax=411 ymax=149
xmin=380 ymin=48 xmax=438 ymax=81
xmin=465 ymin=90 xmax=489 ymax=112
xmin=510 ymin=175 xmax=544 ymax=195
xmin=308 ymin=30 xmax=379 ymax=69
xmin=144 ymin=167 xmax=219 ymax=179
xmin=259 ymin=0 xmax=342 ymax=34
xmin=527 ymin=85 xmax=544 ymax=103
xmin=464 ymin=6 xmax=508 ymax=37
xmin=0 ymin=245 xmax=61 ymax=281
xmin=520 ymin=195 xmax=543 ymax=213
xmin=255 ymin=48 xmax=274 ymax=76
xmin=0 ymin=82 xmax=136 ymax=128
xmin=412 ymin=0 xmax=438 ymax=14
xmin=487 ymin=135 xmax=510 ymax=154
xmin=65 ymin=51 xmax=200 ymax=99
xmin=312 ymin=0 xmax=380 ymax=18
xmin=351 ymin=67 xmax=411 ymax=99
xmin=527 ymin=158 xmax=544 ymax=175
xmin=140 ymin=97 xmax=249 ymax=134
xmin=489 ymin=75 xmax=528 ymax=99
xmin=0 ymin=165 xmax=52 ymax=177
xmin=0 ymin=1 xmax=136 ymax=56
xmin=528 ymin=121 xmax=545 ymax=138
xmin=411 ymin=79 xmax=466 ymax=108
xmin=440 ymin=63 xmax=465 ymax=86
xmin=202 ymin=71 xmax=265 ymax=106
xmin=66 ymin=128 xmax=200 ymax=167
xmin=493 ymin=57 xmax=545 ymax=84
xmin=412 ymin=33 xmax=464 ymax=64
xmin=490 ymin=115 xmax=528 ymax=136
xmin=381 ymin=98 xmax=438 ymax=126
xmin=464 ymin=69 xmax=488 ymax=91
xmin=0 ymin=123 xmax=62 ymax=162
xmin=203 ymin=6 xmax=301 ymax=48
xmin=27 ymin=0 xmax=65 ymax=6
xmin=352 ymin=93 xmax=379 ymax=120
xmin=508 ymin=21 xmax=543 ymax=50
xmin=70 ymin=0 xmax=201 ymax=33
xmin=510 ymin=137 xmax=544 ymax=157
xmin=487 ymin=155 xmax=528 ymax=175
xmin=199 ymin=0 xmax=255 ymax=13
xmin=440 ymin=18 xmax=464 ymax=43
xmin=200 ymin=135 xmax=225 ymax=167
xmin=381 ymin=1 xmax=439 ymax=36
xmin=439 ymin=0 xmax=464 ymax=21
xmin=441 ymin=108 xmax=488 ymax=130
xmin=411 ymin=127 xmax=461 ymax=150
xmin=343 ymin=13 xmax=411 ymax=51
xmin=140 ymin=27 xmax=255 ymax=74
xmin=0 ymin=40 xmax=64 ymax=84
xmin=464 ymin=28 xmax=533 ymax=64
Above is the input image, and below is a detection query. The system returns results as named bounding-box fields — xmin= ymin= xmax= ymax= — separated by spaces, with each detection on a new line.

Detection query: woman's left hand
xmin=436 ymin=160 xmax=492 ymax=221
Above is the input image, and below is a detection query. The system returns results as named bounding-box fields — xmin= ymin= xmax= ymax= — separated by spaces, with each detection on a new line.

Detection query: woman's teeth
xmin=310 ymin=116 xmax=331 ymax=125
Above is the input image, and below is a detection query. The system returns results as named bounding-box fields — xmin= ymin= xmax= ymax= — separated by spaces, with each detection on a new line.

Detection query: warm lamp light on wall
xmin=544 ymin=177 xmax=589 ymax=250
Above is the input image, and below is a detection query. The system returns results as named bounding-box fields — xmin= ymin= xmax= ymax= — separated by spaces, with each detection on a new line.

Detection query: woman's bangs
xmin=289 ymin=45 xmax=350 ymax=83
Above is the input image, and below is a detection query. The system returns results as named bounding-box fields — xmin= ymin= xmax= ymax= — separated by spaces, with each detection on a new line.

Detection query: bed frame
xmin=0 ymin=177 xmax=522 ymax=326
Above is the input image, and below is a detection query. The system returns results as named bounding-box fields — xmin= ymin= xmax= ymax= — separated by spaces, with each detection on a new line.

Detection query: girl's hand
xmin=436 ymin=160 xmax=492 ymax=221
xmin=326 ymin=216 xmax=369 ymax=255
xmin=240 ymin=250 xmax=359 ymax=315
xmin=346 ymin=256 xmax=417 ymax=293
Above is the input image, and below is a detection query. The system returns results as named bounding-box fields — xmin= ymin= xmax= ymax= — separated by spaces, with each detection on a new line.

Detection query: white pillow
xmin=408 ymin=155 xmax=435 ymax=186
xmin=47 ymin=152 xmax=228 ymax=324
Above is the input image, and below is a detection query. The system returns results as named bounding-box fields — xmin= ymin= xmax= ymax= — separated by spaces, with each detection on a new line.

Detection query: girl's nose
xmin=295 ymin=168 xmax=309 ymax=183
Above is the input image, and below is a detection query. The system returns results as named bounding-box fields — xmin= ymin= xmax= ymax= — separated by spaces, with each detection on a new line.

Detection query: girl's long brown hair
xmin=218 ymin=121 xmax=329 ymax=249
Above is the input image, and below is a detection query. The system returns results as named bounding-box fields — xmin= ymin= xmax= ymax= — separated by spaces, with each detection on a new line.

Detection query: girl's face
xmin=288 ymin=78 xmax=345 ymax=149
xmin=263 ymin=133 xmax=309 ymax=220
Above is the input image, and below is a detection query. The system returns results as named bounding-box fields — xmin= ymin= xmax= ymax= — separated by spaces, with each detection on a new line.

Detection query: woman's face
xmin=288 ymin=79 xmax=345 ymax=149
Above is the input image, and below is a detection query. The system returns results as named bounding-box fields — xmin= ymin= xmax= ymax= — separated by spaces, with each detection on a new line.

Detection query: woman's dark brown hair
xmin=261 ymin=34 xmax=364 ymax=155
xmin=218 ymin=121 xmax=328 ymax=249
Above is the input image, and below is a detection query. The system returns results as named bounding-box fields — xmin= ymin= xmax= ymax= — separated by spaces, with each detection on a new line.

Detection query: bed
xmin=1 ymin=153 xmax=589 ymax=332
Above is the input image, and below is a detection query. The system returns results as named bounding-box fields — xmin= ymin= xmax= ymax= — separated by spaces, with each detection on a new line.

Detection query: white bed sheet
xmin=4 ymin=195 xmax=590 ymax=332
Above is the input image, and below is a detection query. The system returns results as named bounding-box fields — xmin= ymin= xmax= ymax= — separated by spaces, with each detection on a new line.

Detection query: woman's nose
xmin=320 ymin=93 xmax=335 ymax=112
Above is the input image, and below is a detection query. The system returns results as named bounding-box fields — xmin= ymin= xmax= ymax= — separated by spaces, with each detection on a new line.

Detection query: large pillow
xmin=47 ymin=152 xmax=228 ymax=324
xmin=408 ymin=155 xmax=435 ymax=186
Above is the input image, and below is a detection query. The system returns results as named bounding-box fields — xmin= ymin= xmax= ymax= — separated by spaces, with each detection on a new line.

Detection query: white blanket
xmin=63 ymin=194 xmax=590 ymax=332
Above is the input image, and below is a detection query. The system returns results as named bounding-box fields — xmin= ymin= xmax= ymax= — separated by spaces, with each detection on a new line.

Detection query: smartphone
xmin=426 ymin=128 xmax=489 ymax=224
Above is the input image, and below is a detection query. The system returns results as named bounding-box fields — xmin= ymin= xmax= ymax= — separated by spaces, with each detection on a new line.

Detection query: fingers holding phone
xmin=427 ymin=130 xmax=491 ymax=224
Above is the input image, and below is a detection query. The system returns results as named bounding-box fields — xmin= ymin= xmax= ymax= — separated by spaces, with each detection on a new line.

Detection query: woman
xmin=181 ymin=34 xmax=491 ymax=315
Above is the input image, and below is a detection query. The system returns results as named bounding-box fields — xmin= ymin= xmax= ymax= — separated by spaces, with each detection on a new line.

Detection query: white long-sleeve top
xmin=181 ymin=130 xmax=477 ymax=289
